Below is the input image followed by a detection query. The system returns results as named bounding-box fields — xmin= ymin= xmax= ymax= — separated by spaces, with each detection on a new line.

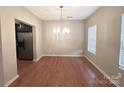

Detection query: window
xmin=88 ymin=25 xmax=97 ymax=54
xmin=119 ymin=16 xmax=124 ymax=70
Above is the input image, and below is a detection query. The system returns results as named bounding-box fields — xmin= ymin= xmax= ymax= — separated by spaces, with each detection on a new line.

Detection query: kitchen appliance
xmin=15 ymin=22 xmax=33 ymax=60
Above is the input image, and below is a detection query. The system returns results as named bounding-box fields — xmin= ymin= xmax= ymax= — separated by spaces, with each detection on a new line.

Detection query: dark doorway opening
xmin=15 ymin=20 xmax=33 ymax=60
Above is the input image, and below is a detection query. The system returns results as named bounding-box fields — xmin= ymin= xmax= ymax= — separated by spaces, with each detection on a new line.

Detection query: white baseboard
xmin=33 ymin=55 xmax=42 ymax=62
xmin=42 ymin=54 xmax=83 ymax=57
xmin=84 ymin=55 xmax=120 ymax=87
xmin=4 ymin=74 xmax=19 ymax=87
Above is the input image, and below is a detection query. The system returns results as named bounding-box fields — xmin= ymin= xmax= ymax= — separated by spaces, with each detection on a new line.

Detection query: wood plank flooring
xmin=9 ymin=56 xmax=115 ymax=87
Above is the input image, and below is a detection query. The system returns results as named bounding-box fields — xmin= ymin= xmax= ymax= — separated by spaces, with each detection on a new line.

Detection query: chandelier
xmin=60 ymin=6 xmax=63 ymax=31
xmin=53 ymin=6 xmax=70 ymax=35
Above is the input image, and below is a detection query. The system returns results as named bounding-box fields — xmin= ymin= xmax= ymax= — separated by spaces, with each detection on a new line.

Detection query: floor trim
xmin=42 ymin=54 xmax=83 ymax=57
xmin=33 ymin=55 xmax=42 ymax=62
xmin=84 ymin=55 xmax=120 ymax=87
xmin=4 ymin=74 xmax=19 ymax=87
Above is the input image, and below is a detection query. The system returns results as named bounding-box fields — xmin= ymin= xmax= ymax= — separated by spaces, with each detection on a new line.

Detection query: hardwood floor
xmin=9 ymin=56 xmax=115 ymax=87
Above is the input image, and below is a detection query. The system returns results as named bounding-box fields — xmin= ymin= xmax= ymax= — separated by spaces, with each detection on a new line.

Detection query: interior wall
xmin=84 ymin=6 xmax=124 ymax=86
xmin=42 ymin=20 xmax=84 ymax=56
xmin=0 ymin=48 xmax=3 ymax=86
xmin=0 ymin=17 xmax=4 ymax=86
xmin=0 ymin=6 xmax=43 ymax=86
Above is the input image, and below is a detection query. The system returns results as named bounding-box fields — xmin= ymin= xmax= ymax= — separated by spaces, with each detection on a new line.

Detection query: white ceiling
xmin=25 ymin=6 xmax=99 ymax=20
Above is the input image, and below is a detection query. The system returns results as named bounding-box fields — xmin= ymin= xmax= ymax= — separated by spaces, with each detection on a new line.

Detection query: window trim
xmin=119 ymin=65 xmax=124 ymax=71
xmin=119 ymin=15 xmax=124 ymax=70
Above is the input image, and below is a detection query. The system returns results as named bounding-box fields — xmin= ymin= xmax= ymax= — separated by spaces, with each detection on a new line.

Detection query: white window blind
xmin=88 ymin=25 xmax=97 ymax=54
xmin=119 ymin=16 xmax=124 ymax=70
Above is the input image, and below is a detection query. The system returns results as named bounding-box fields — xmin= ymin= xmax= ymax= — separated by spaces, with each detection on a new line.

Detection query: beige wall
xmin=0 ymin=17 xmax=4 ymax=86
xmin=0 ymin=6 xmax=43 ymax=86
xmin=84 ymin=6 xmax=124 ymax=86
xmin=42 ymin=20 xmax=84 ymax=56
xmin=0 ymin=49 xmax=3 ymax=86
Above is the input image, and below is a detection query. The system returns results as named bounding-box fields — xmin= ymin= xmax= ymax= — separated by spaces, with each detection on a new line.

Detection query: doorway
xmin=15 ymin=20 xmax=33 ymax=60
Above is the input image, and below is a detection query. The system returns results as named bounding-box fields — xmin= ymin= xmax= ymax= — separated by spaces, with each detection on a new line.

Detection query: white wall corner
xmin=4 ymin=74 xmax=19 ymax=87
xmin=84 ymin=55 xmax=120 ymax=87
xmin=33 ymin=55 xmax=42 ymax=62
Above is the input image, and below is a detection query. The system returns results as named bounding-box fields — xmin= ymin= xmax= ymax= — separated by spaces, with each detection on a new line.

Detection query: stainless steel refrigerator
xmin=15 ymin=23 xmax=33 ymax=60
